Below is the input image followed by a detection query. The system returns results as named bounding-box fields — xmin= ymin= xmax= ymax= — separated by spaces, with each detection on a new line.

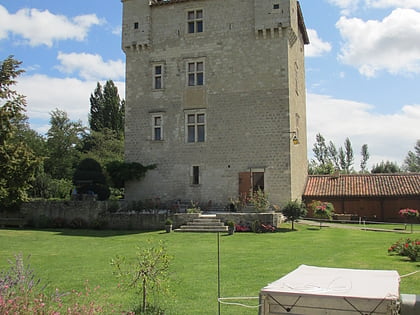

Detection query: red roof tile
xmin=303 ymin=174 xmax=420 ymax=198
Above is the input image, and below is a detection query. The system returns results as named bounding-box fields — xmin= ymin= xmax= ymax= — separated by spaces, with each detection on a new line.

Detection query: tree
xmin=80 ymin=129 xmax=124 ymax=167
xmin=0 ymin=56 xmax=40 ymax=210
xmin=106 ymin=161 xmax=156 ymax=189
xmin=371 ymin=161 xmax=401 ymax=173
xmin=339 ymin=137 xmax=354 ymax=173
xmin=44 ymin=109 xmax=86 ymax=180
xmin=111 ymin=240 xmax=171 ymax=313
xmin=309 ymin=133 xmax=335 ymax=175
xmin=360 ymin=144 xmax=369 ymax=173
xmin=328 ymin=141 xmax=340 ymax=170
xmin=404 ymin=140 xmax=420 ymax=172
xmin=281 ymin=200 xmax=307 ymax=231
xmin=88 ymin=80 xmax=124 ymax=136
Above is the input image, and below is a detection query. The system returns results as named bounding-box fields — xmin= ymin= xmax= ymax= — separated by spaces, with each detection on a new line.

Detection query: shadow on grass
xmin=25 ymin=228 xmax=159 ymax=238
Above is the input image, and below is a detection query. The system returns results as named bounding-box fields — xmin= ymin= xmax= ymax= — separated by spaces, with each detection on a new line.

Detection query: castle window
xmin=186 ymin=112 xmax=205 ymax=143
xmin=153 ymin=64 xmax=163 ymax=89
xmin=187 ymin=9 xmax=203 ymax=33
xmin=192 ymin=166 xmax=200 ymax=185
xmin=273 ymin=4 xmax=280 ymax=9
xmin=187 ymin=61 xmax=204 ymax=86
xmin=152 ymin=115 xmax=163 ymax=141
xmin=134 ymin=22 xmax=139 ymax=29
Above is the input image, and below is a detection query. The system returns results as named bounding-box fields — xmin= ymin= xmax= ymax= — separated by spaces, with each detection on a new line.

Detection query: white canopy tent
xmin=259 ymin=265 xmax=400 ymax=315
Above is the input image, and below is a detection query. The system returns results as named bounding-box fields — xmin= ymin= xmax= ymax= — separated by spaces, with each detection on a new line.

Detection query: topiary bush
xmin=73 ymin=158 xmax=110 ymax=200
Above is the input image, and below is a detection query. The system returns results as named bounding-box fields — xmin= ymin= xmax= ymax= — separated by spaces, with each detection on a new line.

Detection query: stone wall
xmin=19 ymin=201 xmax=283 ymax=230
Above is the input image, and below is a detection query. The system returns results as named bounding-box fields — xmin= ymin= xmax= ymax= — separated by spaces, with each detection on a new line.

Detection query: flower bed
xmin=388 ymin=238 xmax=420 ymax=262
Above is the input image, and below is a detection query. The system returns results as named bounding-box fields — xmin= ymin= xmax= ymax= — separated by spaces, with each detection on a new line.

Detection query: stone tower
xmin=121 ymin=0 xmax=309 ymax=208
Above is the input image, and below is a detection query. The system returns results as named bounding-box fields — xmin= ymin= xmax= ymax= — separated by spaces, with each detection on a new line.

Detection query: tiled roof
xmin=303 ymin=173 xmax=420 ymax=198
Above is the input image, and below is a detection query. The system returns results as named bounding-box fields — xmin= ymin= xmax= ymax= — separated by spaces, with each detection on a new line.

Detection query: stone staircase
xmin=175 ymin=214 xmax=228 ymax=233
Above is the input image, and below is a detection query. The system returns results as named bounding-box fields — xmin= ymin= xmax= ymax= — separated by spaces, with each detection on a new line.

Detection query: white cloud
xmin=0 ymin=5 xmax=102 ymax=47
xmin=56 ymin=52 xmax=125 ymax=81
xmin=327 ymin=0 xmax=420 ymax=13
xmin=16 ymin=74 xmax=125 ymax=132
xmin=336 ymin=9 xmax=420 ymax=77
xmin=306 ymin=29 xmax=332 ymax=57
xmin=307 ymin=93 xmax=420 ymax=169
xmin=326 ymin=0 xmax=362 ymax=15
xmin=366 ymin=0 xmax=420 ymax=9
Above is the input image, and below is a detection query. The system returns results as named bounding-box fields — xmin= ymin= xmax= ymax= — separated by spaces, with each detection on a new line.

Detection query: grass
xmin=0 ymin=224 xmax=419 ymax=314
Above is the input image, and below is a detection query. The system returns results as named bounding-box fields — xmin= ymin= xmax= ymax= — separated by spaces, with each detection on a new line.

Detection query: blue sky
xmin=1 ymin=0 xmax=419 ymax=170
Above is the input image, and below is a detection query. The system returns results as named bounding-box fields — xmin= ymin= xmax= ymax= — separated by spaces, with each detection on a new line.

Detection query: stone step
xmin=175 ymin=215 xmax=229 ymax=232
xmin=187 ymin=222 xmax=226 ymax=227
xmin=174 ymin=226 xmax=228 ymax=233
xmin=191 ymin=219 xmax=223 ymax=224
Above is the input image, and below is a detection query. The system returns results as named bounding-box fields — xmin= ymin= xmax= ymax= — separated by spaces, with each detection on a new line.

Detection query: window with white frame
xmin=187 ymin=61 xmax=204 ymax=86
xmin=186 ymin=112 xmax=205 ymax=143
xmin=187 ymin=9 xmax=203 ymax=33
xmin=152 ymin=115 xmax=163 ymax=141
xmin=153 ymin=64 xmax=163 ymax=89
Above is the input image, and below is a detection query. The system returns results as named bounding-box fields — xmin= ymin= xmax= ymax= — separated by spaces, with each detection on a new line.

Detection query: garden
xmin=0 ymin=222 xmax=419 ymax=314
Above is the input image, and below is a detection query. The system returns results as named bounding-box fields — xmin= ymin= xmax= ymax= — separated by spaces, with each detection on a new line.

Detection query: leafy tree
xmin=106 ymin=161 xmax=156 ymax=189
xmin=0 ymin=56 xmax=40 ymax=210
xmin=360 ymin=144 xmax=369 ymax=173
xmin=80 ymin=129 xmax=124 ymax=167
xmin=29 ymin=164 xmax=72 ymax=200
xmin=73 ymin=158 xmax=110 ymax=200
xmin=111 ymin=240 xmax=171 ymax=314
xmin=89 ymin=80 xmax=124 ymax=136
xmin=404 ymin=140 xmax=420 ymax=172
xmin=371 ymin=161 xmax=401 ymax=173
xmin=44 ymin=109 xmax=86 ymax=180
xmin=281 ymin=200 xmax=307 ymax=231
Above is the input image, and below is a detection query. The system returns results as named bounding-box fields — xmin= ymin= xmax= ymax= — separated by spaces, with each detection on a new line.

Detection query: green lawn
xmin=0 ymin=224 xmax=419 ymax=314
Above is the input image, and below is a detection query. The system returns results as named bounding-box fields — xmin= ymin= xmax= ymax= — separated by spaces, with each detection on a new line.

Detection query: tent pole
xmin=218 ymin=232 xmax=221 ymax=315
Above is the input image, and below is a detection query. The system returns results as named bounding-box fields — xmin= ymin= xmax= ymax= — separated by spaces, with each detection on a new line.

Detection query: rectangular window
xmin=187 ymin=61 xmax=204 ymax=86
xmin=187 ymin=9 xmax=203 ymax=34
xmin=186 ymin=113 xmax=205 ymax=143
xmin=153 ymin=64 xmax=163 ymax=89
xmin=192 ymin=166 xmax=200 ymax=185
xmin=152 ymin=115 xmax=162 ymax=141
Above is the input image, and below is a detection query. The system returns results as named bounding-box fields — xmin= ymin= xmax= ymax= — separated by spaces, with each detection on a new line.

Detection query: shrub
xmin=309 ymin=200 xmax=334 ymax=219
xmin=0 ymin=254 xmax=121 ymax=313
xmin=51 ymin=217 xmax=66 ymax=228
xmin=399 ymin=208 xmax=419 ymax=220
xmin=187 ymin=201 xmax=201 ymax=213
xmin=73 ymin=158 xmax=110 ymax=201
xmin=111 ymin=240 xmax=171 ymax=314
xmin=69 ymin=217 xmax=87 ymax=229
xmin=37 ymin=214 xmax=51 ymax=228
xmin=248 ymin=189 xmax=270 ymax=212
xmin=281 ymin=200 xmax=307 ymax=230
xmin=388 ymin=238 xmax=420 ymax=262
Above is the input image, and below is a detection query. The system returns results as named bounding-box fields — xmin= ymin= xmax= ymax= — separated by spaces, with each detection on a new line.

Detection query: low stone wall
xmin=18 ymin=201 xmax=283 ymax=230
xmin=21 ymin=200 xmax=107 ymax=228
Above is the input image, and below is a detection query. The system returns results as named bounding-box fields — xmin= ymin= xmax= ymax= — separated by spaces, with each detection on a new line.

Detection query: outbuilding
xmin=302 ymin=173 xmax=420 ymax=222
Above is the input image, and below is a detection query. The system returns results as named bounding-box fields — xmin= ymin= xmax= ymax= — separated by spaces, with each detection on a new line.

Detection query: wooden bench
xmin=0 ymin=218 xmax=26 ymax=228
